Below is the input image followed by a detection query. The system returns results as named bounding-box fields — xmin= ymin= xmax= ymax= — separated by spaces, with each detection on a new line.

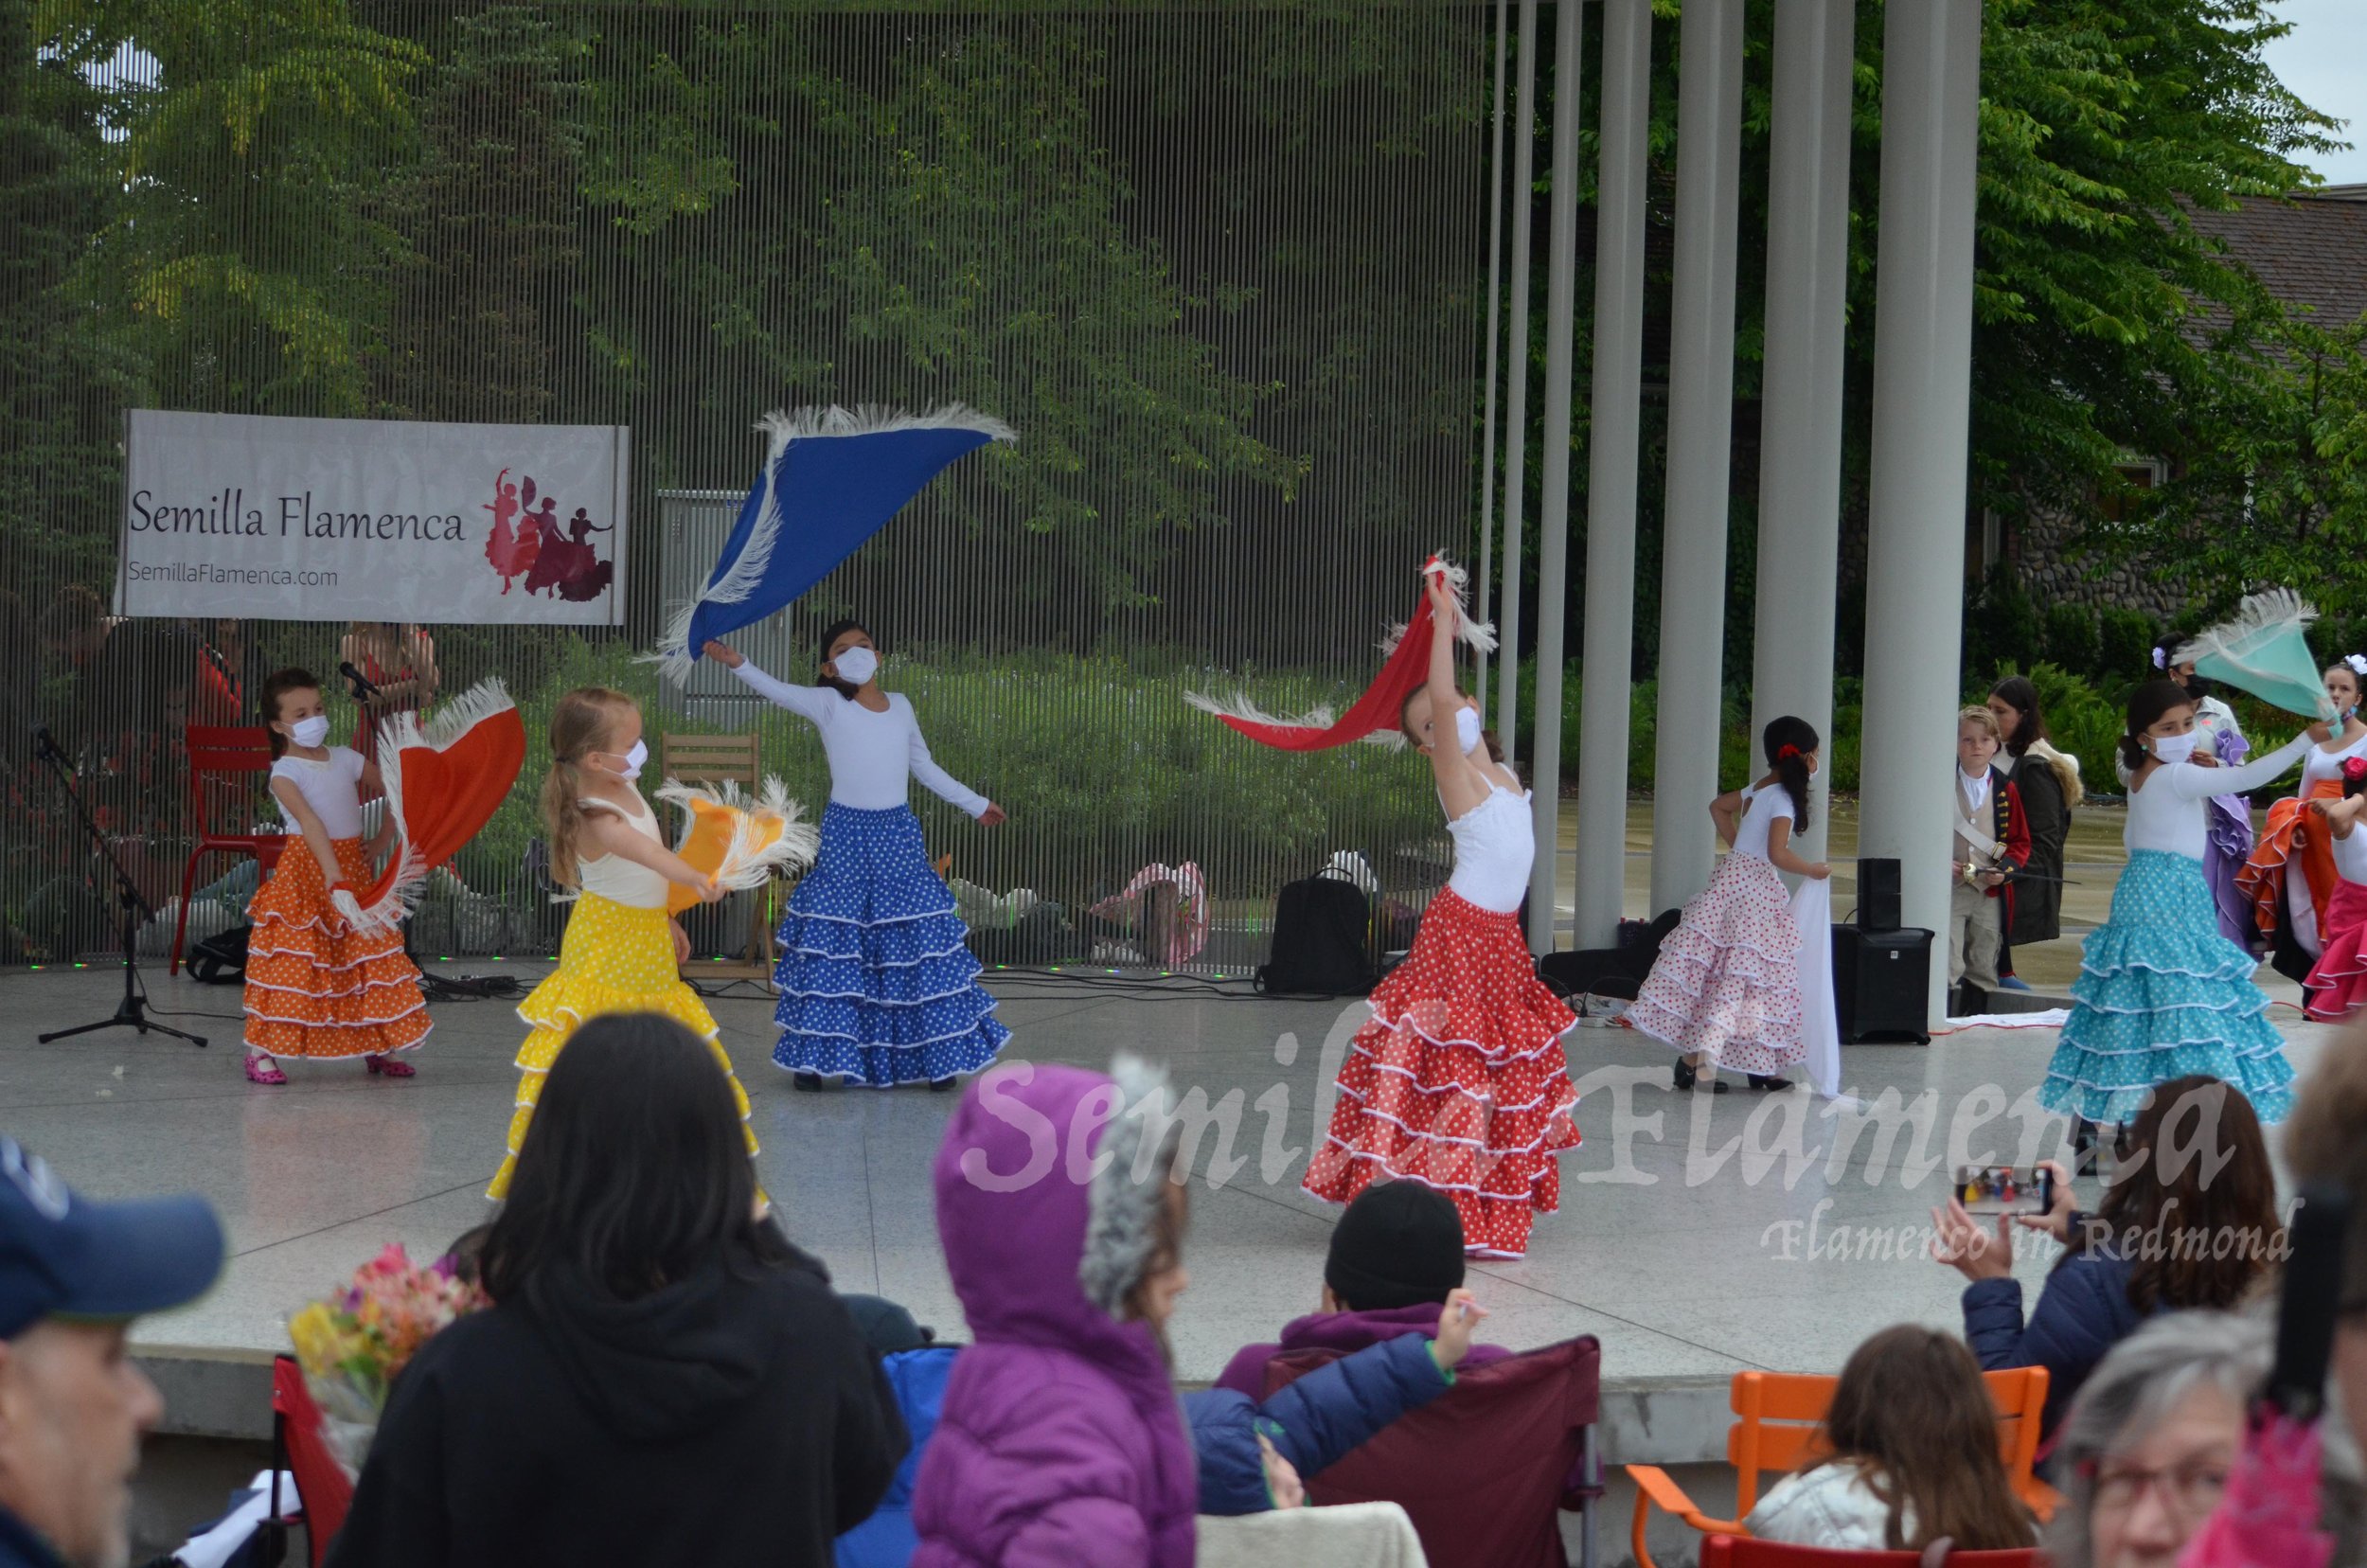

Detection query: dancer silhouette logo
xmin=482 ymin=467 xmax=615 ymax=602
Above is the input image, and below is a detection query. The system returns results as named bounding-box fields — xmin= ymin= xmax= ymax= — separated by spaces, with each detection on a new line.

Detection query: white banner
xmin=115 ymin=411 xmax=630 ymax=625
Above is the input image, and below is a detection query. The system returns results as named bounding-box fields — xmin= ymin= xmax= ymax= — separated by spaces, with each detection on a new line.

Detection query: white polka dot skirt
xmin=1626 ymin=851 xmax=1806 ymax=1077
xmin=771 ymin=803 xmax=1009 ymax=1086
xmin=2044 ymin=848 xmax=2295 ymax=1125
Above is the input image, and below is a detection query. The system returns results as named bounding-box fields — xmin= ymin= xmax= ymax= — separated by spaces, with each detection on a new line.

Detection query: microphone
xmin=339 ymin=661 xmax=383 ymax=700
xmin=31 ymin=725 xmax=56 ymax=761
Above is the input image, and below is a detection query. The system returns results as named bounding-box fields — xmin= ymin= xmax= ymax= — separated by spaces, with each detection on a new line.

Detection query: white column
xmin=1475 ymin=0 xmax=1509 ymax=716
xmin=1749 ymin=0 xmax=1856 ymax=862
xmin=1860 ymin=0 xmax=1984 ymax=1025
xmin=1572 ymin=0 xmax=1652 ymax=950
xmin=1526 ymin=0 xmax=1586 ymax=953
xmin=1647 ymin=0 xmax=1745 ymax=917
xmin=1494 ymin=0 xmax=1539 ymax=765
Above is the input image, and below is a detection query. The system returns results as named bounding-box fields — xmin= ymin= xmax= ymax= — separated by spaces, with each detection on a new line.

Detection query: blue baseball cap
xmin=0 ymin=1139 xmax=224 ymax=1340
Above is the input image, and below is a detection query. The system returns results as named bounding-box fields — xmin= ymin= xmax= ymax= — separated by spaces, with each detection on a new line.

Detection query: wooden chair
xmin=173 ymin=724 xmax=289 ymax=974
xmin=659 ymin=732 xmax=776 ymax=983
xmin=1628 ymin=1368 xmax=2058 ymax=1568
xmin=1700 ymin=1538 xmax=2042 ymax=1567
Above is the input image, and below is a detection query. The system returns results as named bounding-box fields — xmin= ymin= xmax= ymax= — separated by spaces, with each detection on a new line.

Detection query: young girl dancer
xmin=2304 ymin=757 xmax=2367 ymax=1021
xmin=2144 ymin=633 xmax=2255 ymax=949
xmin=1301 ymin=572 xmax=1579 ymax=1260
xmin=1628 ymin=718 xmax=1830 ymax=1094
xmin=2237 ymin=654 xmax=2367 ymax=972
xmin=489 ymin=686 xmax=747 ymax=1199
xmin=2040 ymin=679 xmax=2326 ymax=1131
xmin=241 ymin=668 xmax=429 ymax=1084
xmin=703 ymin=625 xmax=1008 ymax=1091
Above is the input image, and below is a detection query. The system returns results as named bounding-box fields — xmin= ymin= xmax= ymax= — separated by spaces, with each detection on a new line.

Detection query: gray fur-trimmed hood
xmin=1078 ymin=1055 xmax=1185 ymax=1318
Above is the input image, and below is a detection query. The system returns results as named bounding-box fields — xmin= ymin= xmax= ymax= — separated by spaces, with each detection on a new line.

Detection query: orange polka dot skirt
xmin=242 ymin=837 xmax=429 ymax=1060
xmin=1303 ymin=888 xmax=1579 ymax=1258
xmin=488 ymin=893 xmax=757 ymax=1200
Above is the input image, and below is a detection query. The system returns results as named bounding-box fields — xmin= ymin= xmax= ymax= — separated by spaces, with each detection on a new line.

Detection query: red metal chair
xmin=271 ymin=1355 xmax=355 ymax=1567
xmin=173 ymin=724 xmax=286 ymax=975
xmin=1701 ymin=1537 xmax=2042 ymax=1566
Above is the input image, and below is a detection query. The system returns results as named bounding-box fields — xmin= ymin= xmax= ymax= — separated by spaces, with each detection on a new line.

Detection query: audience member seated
xmin=1214 ymin=1181 xmax=1509 ymax=1399
xmin=0 ymin=1136 xmax=224 ymax=1568
xmin=913 ymin=1060 xmax=1477 ymax=1566
xmin=1932 ymin=1074 xmax=2278 ymax=1442
xmin=327 ymin=1014 xmax=905 ymax=1568
xmin=2044 ymin=1310 xmax=2363 ymax=1568
xmin=1743 ymin=1325 xmax=2036 ymax=1553
xmin=2284 ymin=1025 xmax=2367 ymax=1467
xmin=836 ymin=1295 xmax=955 ymax=1568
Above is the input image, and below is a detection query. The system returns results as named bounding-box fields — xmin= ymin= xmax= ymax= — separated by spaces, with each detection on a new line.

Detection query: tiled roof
xmin=2187 ymin=192 xmax=2367 ymax=330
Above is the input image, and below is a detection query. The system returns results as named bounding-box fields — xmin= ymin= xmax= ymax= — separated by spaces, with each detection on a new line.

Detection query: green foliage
xmin=1965 ymin=563 xmax=2044 ymax=681
xmin=2039 ymin=602 xmax=2101 ymax=678
xmin=2096 ymin=607 xmax=2156 ymax=681
xmin=458 ymin=641 xmax=1438 ymax=915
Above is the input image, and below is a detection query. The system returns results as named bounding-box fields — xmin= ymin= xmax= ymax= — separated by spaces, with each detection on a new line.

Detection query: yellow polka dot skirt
xmin=488 ymin=894 xmax=758 ymax=1199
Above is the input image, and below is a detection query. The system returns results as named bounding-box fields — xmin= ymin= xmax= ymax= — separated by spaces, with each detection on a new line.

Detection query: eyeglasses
xmin=2082 ymin=1459 xmax=2230 ymax=1518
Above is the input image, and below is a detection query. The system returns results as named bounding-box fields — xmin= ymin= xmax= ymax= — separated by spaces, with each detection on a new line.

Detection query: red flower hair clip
xmin=2342 ymin=757 xmax=2367 ymax=784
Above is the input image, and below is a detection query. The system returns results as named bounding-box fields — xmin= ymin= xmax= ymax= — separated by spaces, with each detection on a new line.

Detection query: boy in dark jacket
xmin=1215 ymin=1181 xmax=1512 ymax=1401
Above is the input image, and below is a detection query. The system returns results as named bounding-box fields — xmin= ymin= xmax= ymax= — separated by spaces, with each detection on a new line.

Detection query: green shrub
xmin=2097 ymin=607 xmax=2155 ymax=682
xmin=2040 ymin=602 xmax=2100 ymax=680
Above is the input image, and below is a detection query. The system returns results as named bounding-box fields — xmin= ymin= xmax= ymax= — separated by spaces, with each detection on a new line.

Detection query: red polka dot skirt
xmin=1625 ymin=850 xmax=1806 ymax=1077
xmin=1303 ymin=887 xmax=1579 ymax=1258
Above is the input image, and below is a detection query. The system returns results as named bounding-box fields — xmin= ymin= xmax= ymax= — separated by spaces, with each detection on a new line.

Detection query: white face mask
xmin=604 ymin=739 xmax=648 ymax=782
xmin=830 ymin=646 xmax=879 ymax=686
xmin=288 ymin=715 xmax=330 ymax=750
xmin=2149 ymin=732 xmax=2200 ymax=766
xmin=1454 ymin=705 xmax=1483 ymax=756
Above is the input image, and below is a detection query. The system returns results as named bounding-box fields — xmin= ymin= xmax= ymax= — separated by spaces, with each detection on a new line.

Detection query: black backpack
xmin=1255 ymin=873 xmax=1377 ymax=997
xmin=186 ymin=923 xmax=252 ymax=986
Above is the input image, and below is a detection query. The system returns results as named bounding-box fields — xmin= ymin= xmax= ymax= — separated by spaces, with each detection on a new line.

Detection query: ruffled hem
xmin=1302 ymin=1144 xmax=1567 ymax=1257
xmin=243 ymin=1005 xmax=430 ymax=1060
xmin=773 ymin=943 xmax=988 ymax=1010
xmin=2040 ymin=1042 xmax=2296 ymax=1126
xmin=493 ymin=1007 xmax=754 ymax=1199
xmin=1628 ymin=858 xmax=1804 ymax=1072
xmin=774 ymin=1012 xmax=1010 ymax=1085
xmin=514 ymin=979 xmax=721 ymax=1070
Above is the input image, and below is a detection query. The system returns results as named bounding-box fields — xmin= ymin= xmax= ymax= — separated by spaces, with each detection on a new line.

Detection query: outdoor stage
xmin=2 ymin=952 xmax=2340 ymax=1561
xmin=0 ymin=958 xmax=2334 ymax=1382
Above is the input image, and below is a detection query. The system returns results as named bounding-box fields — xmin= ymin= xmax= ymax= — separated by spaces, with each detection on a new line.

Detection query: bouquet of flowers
xmin=286 ymin=1244 xmax=487 ymax=1476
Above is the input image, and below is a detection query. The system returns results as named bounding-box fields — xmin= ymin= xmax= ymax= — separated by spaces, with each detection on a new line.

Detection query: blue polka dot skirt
xmin=2042 ymin=849 xmax=2295 ymax=1125
xmin=771 ymin=803 xmax=1010 ymax=1086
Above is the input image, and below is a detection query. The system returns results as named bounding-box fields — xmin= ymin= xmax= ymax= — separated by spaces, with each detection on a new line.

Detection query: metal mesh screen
xmin=2 ymin=2 xmax=1486 ymax=974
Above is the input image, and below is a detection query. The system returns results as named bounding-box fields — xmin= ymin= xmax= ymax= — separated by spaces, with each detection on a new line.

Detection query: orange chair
xmin=173 ymin=724 xmax=288 ymax=975
xmin=1628 ymin=1368 xmax=2059 ymax=1568
xmin=1700 ymin=1537 xmax=2042 ymax=1566
xmin=270 ymin=1354 xmax=355 ymax=1566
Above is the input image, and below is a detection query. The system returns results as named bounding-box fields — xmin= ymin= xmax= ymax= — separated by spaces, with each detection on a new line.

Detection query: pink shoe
xmin=365 ymin=1054 xmax=416 ymax=1078
xmin=244 ymin=1052 xmax=288 ymax=1086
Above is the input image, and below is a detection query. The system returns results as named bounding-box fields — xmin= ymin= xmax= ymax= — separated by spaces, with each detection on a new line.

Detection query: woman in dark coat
xmin=1988 ymin=676 xmax=2083 ymax=985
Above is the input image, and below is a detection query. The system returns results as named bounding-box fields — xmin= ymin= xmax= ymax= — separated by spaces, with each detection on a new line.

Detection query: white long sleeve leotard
xmin=2124 ymin=733 xmax=2312 ymax=859
xmin=728 ymin=659 xmax=989 ymax=818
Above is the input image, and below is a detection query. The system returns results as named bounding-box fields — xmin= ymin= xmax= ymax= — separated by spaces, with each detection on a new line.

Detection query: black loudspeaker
xmin=1832 ymin=925 xmax=1933 ymax=1043
xmin=1859 ymin=858 xmax=1902 ymax=933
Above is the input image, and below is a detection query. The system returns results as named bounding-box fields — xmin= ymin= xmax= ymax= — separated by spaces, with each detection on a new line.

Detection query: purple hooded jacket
xmin=1213 ymin=1304 xmax=1513 ymax=1400
xmin=911 ymin=1062 xmax=1198 ymax=1568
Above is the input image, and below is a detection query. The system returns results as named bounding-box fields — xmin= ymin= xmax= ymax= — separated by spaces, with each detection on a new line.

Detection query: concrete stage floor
xmin=0 ymin=953 xmax=2334 ymax=1392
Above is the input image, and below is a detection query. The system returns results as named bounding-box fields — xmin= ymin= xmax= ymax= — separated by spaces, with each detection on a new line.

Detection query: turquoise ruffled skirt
xmin=2041 ymin=849 xmax=2294 ymax=1125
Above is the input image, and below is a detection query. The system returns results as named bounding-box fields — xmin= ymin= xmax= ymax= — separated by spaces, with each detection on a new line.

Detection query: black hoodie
xmin=325 ymin=1251 xmax=905 ymax=1568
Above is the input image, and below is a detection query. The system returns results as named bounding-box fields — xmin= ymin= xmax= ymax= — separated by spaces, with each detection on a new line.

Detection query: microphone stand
xmin=31 ymin=728 xmax=205 ymax=1048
